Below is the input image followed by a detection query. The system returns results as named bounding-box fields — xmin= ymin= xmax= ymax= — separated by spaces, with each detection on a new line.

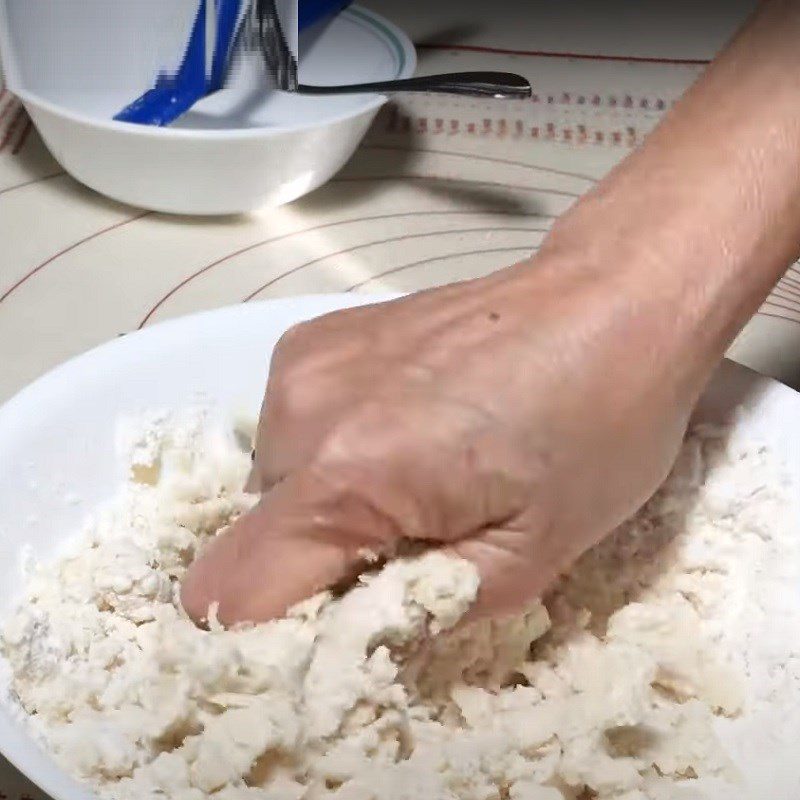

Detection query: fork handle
xmin=297 ymin=71 xmax=533 ymax=99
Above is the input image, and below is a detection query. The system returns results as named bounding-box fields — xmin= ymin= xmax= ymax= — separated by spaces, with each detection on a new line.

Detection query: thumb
xmin=180 ymin=467 xmax=398 ymax=626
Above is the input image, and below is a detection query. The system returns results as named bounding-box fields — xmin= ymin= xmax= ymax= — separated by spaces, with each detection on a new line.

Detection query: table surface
xmin=3 ymin=1 xmax=800 ymax=797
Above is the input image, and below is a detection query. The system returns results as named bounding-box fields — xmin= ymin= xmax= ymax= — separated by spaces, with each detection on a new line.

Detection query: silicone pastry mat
xmin=1 ymin=1 xmax=799 ymax=796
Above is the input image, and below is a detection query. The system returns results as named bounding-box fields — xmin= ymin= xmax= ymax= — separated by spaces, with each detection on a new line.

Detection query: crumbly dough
xmin=0 ymin=408 xmax=795 ymax=800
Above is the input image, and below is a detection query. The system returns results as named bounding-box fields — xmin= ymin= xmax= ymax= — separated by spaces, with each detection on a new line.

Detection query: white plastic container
xmin=0 ymin=2 xmax=415 ymax=214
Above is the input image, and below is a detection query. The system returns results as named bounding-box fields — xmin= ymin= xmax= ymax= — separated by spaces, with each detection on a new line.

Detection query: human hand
xmin=183 ymin=0 xmax=800 ymax=625
xmin=181 ymin=258 xmax=702 ymax=625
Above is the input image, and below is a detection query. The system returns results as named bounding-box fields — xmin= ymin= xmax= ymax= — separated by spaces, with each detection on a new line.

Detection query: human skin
xmin=182 ymin=0 xmax=800 ymax=625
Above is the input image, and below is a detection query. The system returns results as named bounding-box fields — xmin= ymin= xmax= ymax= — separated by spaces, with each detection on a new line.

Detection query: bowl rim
xmin=0 ymin=4 xmax=417 ymax=140
xmin=0 ymin=294 xmax=799 ymax=800
xmin=0 ymin=295 xmax=404 ymax=800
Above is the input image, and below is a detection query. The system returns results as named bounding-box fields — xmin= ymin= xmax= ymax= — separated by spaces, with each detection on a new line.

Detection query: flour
xmin=1 ymin=410 xmax=798 ymax=800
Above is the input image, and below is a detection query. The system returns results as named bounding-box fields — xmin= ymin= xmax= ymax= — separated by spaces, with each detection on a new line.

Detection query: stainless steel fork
xmin=251 ymin=0 xmax=299 ymax=91
xmin=250 ymin=0 xmax=532 ymax=99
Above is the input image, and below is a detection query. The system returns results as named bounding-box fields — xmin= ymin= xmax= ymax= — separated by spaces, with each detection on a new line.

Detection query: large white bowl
xmin=0 ymin=2 xmax=415 ymax=215
xmin=0 ymin=295 xmax=799 ymax=800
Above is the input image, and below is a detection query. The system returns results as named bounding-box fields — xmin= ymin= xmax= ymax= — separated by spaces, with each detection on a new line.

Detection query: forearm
xmin=536 ymin=0 xmax=800 ymax=378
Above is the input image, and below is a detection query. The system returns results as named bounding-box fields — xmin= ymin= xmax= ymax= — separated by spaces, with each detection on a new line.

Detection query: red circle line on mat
xmin=417 ymin=43 xmax=711 ymax=66
xmin=244 ymin=228 xmax=546 ymax=302
xmin=139 ymin=155 xmax=590 ymax=326
xmin=345 ymin=245 xmax=540 ymax=293
xmin=11 ymin=117 xmax=33 ymax=154
xmin=763 ymin=299 xmax=800 ymax=322
xmin=0 ymin=172 xmax=66 ymax=197
xmin=140 ymin=208 xmax=560 ymax=329
xmin=361 ymin=144 xmax=598 ymax=185
xmin=0 ymin=212 xmax=151 ymax=305
xmin=0 ymin=106 xmax=27 ymax=152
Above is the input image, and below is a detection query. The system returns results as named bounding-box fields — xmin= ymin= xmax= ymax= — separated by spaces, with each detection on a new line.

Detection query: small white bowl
xmin=0 ymin=2 xmax=415 ymax=215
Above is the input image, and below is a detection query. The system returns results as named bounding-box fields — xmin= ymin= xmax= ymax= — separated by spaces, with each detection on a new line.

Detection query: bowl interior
xmin=0 ymin=1 xmax=415 ymax=130
xmin=1 ymin=295 xmax=799 ymax=800
xmin=0 ymin=296 xmax=388 ymax=800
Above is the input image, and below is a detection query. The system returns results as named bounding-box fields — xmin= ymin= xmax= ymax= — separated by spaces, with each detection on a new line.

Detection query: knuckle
xmin=269 ymin=333 xmax=322 ymax=408
xmin=271 ymin=367 xmax=316 ymax=418
xmin=318 ymin=400 xmax=405 ymax=462
xmin=275 ymin=319 xmax=315 ymax=354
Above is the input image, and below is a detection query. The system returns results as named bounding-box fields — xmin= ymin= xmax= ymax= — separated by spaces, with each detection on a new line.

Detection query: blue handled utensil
xmin=298 ymin=0 xmax=351 ymax=30
xmin=115 ymin=0 xmax=350 ymax=127
xmin=114 ymin=0 xmax=246 ymax=126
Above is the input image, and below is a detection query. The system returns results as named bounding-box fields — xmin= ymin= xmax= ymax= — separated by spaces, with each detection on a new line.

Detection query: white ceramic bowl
xmin=0 ymin=295 xmax=799 ymax=800
xmin=0 ymin=2 xmax=415 ymax=215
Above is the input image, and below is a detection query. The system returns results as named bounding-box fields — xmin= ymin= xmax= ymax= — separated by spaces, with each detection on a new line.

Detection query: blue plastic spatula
xmin=115 ymin=0 xmax=351 ymax=128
